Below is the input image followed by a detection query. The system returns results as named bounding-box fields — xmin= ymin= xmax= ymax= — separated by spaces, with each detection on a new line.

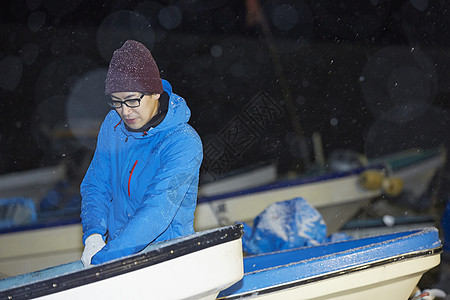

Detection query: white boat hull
xmin=242 ymin=254 xmax=439 ymax=300
xmin=36 ymin=239 xmax=243 ymax=300
xmin=0 ymin=223 xmax=83 ymax=278
xmin=0 ymin=225 xmax=244 ymax=300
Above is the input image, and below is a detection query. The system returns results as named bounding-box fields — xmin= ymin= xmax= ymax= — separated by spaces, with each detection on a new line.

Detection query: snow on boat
xmin=194 ymin=147 xmax=446 ymax=234
xmin=0 ymin=224 xmax=244 ymax=300
xmin=218 ymin=227 xmax=442 ymax=300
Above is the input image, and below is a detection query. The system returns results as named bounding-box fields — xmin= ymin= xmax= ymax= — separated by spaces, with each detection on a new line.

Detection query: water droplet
xmin=26 ymin=0 xmax=42 ymax=11
xmin=159 ymin=5 xmax=182 ymax=30
xmin=20 ymin=43 xmax=39 ymax=65
xmin=272 ymin=4 xmax=299 ymax=31
xmin=28 ymin=11 xmax=46 ymax=32
xmin=0 ymin=56 xmax=23 ymax=91
xmin=410 ymin=0 xmax=428 ymax=12
xmin=210 ymin=45 xmax=223 ymax=58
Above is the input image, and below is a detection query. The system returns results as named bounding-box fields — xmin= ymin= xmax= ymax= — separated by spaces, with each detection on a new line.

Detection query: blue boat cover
xmin=242 ymin=197 xmax=350 ymax=255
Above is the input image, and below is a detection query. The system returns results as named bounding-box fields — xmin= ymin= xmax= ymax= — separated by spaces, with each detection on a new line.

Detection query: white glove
xmin=81 ymin=234 xmax=106 ymax=267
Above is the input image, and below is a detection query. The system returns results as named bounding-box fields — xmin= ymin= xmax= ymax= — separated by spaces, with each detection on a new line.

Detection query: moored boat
xmin=0 ymin=165 xmax=66 ymax=202
xmin=0 ymin=219 xmax=83 ymax=278
xmin=0 ymin=224 xmax=244 ymax=300
xmin=194 ymin=147 xmax=446 ymax=234
xmin=0 ymin=147 xmax=445 ymax=277
xmin=218 ymin=227 xmax=442 ymax=300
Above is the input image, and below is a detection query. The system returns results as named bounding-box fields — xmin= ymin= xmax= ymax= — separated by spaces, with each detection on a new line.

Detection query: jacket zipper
xmin=128 ymin=160 xmax=138 ymax=197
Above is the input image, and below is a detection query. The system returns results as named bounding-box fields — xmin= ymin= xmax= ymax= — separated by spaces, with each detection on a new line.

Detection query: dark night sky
xmin=0 ymin=0 xmax=449 ymax=181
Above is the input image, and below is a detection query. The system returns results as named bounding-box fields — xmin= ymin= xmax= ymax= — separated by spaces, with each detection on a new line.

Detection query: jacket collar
xmin=124 ymin=92 xmax=169 ymax=133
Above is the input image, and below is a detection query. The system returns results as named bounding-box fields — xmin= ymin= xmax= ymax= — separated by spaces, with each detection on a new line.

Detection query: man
xmin=80 ymin=40 xmax=203 ymax=266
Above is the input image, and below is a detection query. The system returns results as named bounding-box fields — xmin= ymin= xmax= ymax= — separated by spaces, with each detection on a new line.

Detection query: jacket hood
xmin=118 ymin=79 xmax=191 ymax=138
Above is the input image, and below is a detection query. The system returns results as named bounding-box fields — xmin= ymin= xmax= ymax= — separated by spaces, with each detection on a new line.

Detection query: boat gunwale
xmin=0 ymin=224 xmax=244 ymax=299
xmin=242 ymin=228 xmax=440 ymax=275
xmin=218 ymin=245 xmax=442 ymax=299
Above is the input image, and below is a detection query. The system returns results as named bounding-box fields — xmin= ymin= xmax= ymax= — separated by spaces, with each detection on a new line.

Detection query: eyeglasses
xmin=106 ymin=93 xmax=147 ymax=109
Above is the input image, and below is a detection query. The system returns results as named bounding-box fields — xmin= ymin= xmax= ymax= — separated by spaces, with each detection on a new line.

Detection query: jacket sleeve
xmin=91 ymin=128 xmax=203 ymax=264
xmin=80 ymin=118 xmax=113 ymax=244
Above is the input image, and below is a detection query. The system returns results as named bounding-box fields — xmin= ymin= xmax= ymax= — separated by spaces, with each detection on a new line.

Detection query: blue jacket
xmin=80 ymin=80 xmax=203 ymax=264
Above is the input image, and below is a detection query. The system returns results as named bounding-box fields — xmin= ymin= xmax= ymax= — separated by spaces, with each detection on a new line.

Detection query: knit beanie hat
xmin=105 ymin=40 xmax=163 ymax=95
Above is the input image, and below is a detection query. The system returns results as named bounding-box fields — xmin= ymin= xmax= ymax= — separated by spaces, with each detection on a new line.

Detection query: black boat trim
xmin=219 ymin=245 xmax=442 ymax=300
xmin=1 ymin=224 xmax=243 ymax=300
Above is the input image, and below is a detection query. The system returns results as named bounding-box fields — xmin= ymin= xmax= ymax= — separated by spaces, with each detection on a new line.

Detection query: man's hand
xmin=81 ymin=234 xmax=106 ymax=267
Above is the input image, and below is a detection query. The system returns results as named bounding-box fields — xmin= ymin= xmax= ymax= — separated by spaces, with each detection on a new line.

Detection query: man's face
xmin=110 ymin=92 xmax=161 ymax=130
